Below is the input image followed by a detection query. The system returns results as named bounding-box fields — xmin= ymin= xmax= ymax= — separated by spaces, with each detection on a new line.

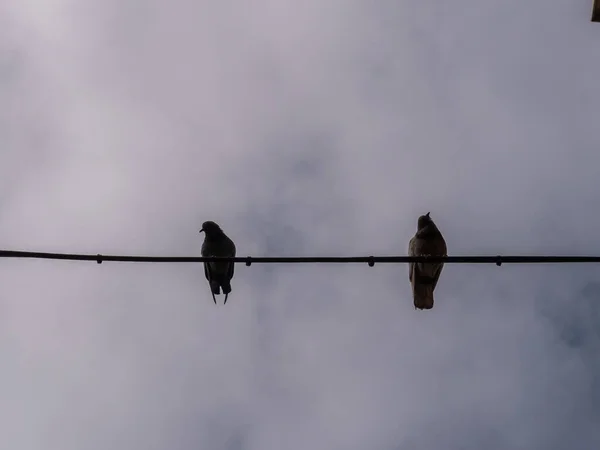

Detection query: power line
xmin=1 ymin=250 xmax=600 ymax=266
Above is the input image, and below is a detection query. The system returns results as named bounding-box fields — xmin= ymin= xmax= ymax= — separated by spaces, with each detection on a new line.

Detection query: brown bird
xmin=408 ymin=212 xmax=447 ymax=310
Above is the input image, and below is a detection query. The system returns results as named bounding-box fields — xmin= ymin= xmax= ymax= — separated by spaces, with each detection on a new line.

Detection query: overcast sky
xmin=1 ymin=1 xmax=600 ymax=449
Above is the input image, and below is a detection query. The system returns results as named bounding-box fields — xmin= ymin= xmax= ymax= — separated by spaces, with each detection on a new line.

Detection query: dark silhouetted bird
xmin=200 ymin=221 xmax=236 ymax=305
xmin=408 ymin=212 xmax=447 ymax=310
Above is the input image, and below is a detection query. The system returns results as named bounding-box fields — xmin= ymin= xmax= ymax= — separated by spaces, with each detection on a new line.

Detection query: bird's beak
xmin=426 ymin=212 xmax=430 ymax=217
xmin=199 ymin=228 xmax=204 ymax=233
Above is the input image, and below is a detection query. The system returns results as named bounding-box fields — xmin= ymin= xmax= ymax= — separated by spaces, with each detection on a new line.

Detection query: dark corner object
xmin=593 ymin=0 xmax=600 ymax=22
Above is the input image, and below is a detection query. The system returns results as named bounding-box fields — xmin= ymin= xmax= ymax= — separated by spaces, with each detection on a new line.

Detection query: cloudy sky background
xmin=1 ymin=0 xmax=600 ymax=449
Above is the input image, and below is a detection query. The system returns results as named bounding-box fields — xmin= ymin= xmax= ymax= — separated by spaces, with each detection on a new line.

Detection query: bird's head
xmin=199 ymin=221 xmax=223 ymax=236
xmin=417 ymin=212 xmax=432 ymax=230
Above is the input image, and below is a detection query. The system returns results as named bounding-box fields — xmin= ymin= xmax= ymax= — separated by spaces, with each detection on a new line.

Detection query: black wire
xmin=1 ymin=250 xmax=600 ymax=265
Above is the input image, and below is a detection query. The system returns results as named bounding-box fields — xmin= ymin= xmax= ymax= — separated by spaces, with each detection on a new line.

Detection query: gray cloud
xmin=1 ymin=0 xmax=600 ymax=449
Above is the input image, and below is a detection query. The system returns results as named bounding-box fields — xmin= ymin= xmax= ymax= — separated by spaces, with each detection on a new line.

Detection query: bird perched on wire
xmin=200 ymin=221 xmax=236 ymax=305
xmin=408 ymin=212 xmax=447 ymax=310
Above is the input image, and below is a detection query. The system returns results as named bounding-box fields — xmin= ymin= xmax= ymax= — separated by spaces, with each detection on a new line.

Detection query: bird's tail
xmin=221 ymin=280 xmax=232 ymax=295
xmin=412 ymin=281 xmax=434 ymax=310
xmin=210 ymin=280 xmax=221 ymax=295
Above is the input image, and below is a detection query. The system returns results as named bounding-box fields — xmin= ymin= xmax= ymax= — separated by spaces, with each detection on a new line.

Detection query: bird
xmin=199 ymin=221 xmax=236 ymax=305
xmin=408 ymin=212 xmax=447 ymax=310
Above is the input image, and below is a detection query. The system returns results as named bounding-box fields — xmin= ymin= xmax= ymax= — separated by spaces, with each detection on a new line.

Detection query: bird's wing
xmin=408 ymin=236 xmax=416 ymax=282
xmin=201 ymin=241 xmax=213 ymax=282
xmin=226 ymin=238 xmax=236 ymax=280
xmin=203 ymin=261 xmax=212 ymax=282
xmin=429 ymin=234 xmax=447 ymax=291
xmin=429 ymin=261 xmax=444 ymax=291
